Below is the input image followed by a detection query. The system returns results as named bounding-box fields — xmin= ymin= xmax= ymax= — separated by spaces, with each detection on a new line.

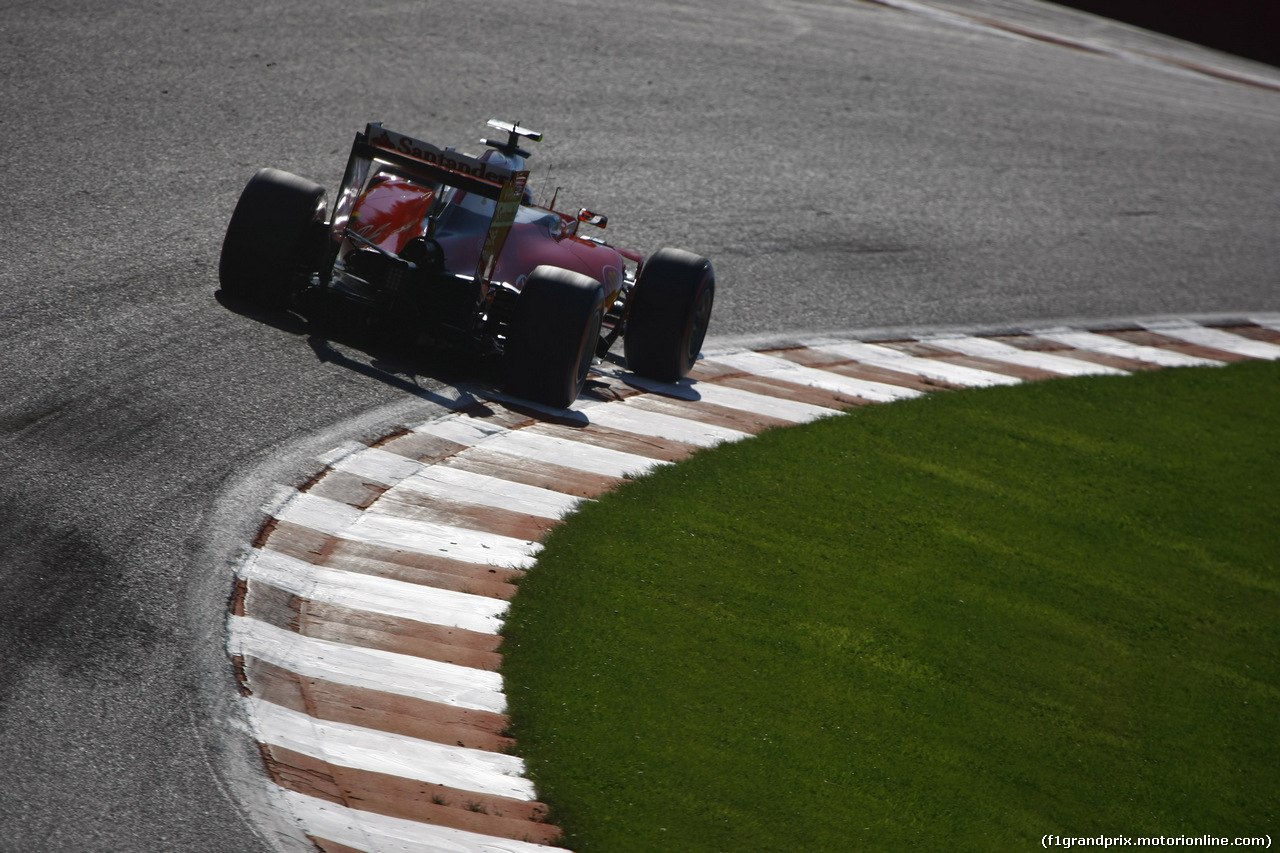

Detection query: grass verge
xmin=500 ymin=359 xmax=1280 ymax=851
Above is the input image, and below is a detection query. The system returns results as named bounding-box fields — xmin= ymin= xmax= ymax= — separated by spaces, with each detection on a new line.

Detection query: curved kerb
xmin=223 ymin=314 xmax=1280 ymax=852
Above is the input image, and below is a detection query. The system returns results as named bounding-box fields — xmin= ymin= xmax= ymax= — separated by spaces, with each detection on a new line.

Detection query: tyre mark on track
xmin=225 ymin=314 xmax=1280 ymax=852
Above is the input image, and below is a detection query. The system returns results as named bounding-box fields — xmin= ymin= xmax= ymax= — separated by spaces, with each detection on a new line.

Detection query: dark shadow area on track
xmin=215 ymin=288 xmax=635 ymax=415
xmin=214 ymin=288 xmax=495 ymax=405
xmin=1051 ymin=0 xmax=1280 ymax=66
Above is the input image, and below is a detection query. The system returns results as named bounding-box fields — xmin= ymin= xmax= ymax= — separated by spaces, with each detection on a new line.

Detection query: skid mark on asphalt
xmin=227 ymin=315 xmax=1280 ymax=852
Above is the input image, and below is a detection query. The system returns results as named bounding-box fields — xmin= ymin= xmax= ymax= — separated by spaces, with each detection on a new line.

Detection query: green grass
xmin=500 ymin=360 xmax=1280 ymax=851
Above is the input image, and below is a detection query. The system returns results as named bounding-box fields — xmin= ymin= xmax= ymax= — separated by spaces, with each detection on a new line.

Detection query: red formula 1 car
xmin=219 ymin=120 xmax=714 ymax=407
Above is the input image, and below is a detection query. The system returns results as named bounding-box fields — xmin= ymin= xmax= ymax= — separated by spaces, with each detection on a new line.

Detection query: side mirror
xmin=578 ymin=208 xmax=608 ymax=229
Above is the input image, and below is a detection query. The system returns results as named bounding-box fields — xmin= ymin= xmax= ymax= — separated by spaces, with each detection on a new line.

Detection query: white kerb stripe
xmin=668 ymin=379 xmax=840 ymax=422
xmin=1034 ymin=329 xmax=1221 ymax=368
xmin=279 ymin=788 xmax=572 ymax=853
xmin=917 ymin=334 xmax=1128 ymax=377
xmin=1140 ymin=320 xmax=1280 ymax=361
xmin=599 ymin=366 xmax=839 ymax=422
xmin=323 ymin=443 xmax=428 ymax=486
xmin=398 ymin=465 xmax=585 ymax=519
xmin=275 ymin=491 xmax=540 ymax=568
xmin=480 ymin=429 xmax=668 ymax=478
xmin=812 ymin=341 xmax=1022 ymax=387
xmin=229 ymin=616 xmax=507 ymax=713
xmin=407 ymin=414 xmax=513 ymax=447
xmin=708 ymin=350 xmax=922 ymax=402
xmin=1247 ymin=314 xmax=1280 ymax=334
xmin=239 ymin=547 xmax=508 ymax=635
xmin=411 ymin=416 xmax=668 ymax=478
xmin=248 ymin=697 xmax=537 ymax=801
xmin=275 ymin=488 xmax=365 ymax=529
xmin=584 ymin=402 xmax=751 ymax=447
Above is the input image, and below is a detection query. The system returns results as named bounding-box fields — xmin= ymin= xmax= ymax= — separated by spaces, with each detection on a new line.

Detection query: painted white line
xmin=279 ymin=788 xmax=572 ymax=853
xmin=1033 ymin=328 xmax=1222 ymax=368
xmin=917 ymin=334 xmax=1129 ymax=377
xmin=229 ymin=616 xmax=507 ymax=713
xmin=707 ymin=350 xmax=923 ymax=402
xmin=249 ymin=697 xmax=537 ymax=802
xmin=811 ymin=340 xmax=1023 ymax=387
xmin=412 ymin=419 xmax=669 ymax=479
xmin=600 ymin=367 xmax=839 ymax=423
xmin=1140 ymin=320 xmax=1280 ymax=361
xmin=583 ymin=401 xmax=751 ymax=447
xmin=322 ymin=443 xmax=428 ymax=486
xmin=239 ymin=547 xmax=509 ymax=634
xmin=399 ymin=466 xmax=586 ymax=520
xmin=275 ymin=491 xmax=541 ymax=568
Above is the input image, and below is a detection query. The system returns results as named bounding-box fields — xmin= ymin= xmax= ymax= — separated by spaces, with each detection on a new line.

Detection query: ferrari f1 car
xmin=219 ymin=120 xmax=714 ymax=407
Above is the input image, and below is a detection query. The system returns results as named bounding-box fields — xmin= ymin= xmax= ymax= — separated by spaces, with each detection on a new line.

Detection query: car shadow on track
xmin=214 ymin=288 xmax=496 ymax=405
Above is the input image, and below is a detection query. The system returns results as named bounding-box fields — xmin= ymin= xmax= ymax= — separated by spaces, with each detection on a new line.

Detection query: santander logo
xmin=369 ymin=127 xmax=509 ymax=184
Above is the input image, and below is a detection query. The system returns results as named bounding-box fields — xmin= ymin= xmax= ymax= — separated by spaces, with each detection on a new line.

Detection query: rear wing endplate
xmin=476 ymin=171 xmax=528 ymax=284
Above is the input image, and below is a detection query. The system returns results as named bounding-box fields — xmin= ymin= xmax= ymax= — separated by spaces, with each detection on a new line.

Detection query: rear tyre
xmin=219 ymin=168 xmax=327 ymax=310
xmin=623 ymin=248 xmax=715 ymax=382
xmin=505 ymin=266 xmax=607 ymax=408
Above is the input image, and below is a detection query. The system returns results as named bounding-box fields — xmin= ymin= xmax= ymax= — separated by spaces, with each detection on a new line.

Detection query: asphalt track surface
xmin=1 ymin=1 xmax=1277 ymax=850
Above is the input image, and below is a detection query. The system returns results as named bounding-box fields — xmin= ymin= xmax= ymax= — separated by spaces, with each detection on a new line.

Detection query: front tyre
xmin=504 ymin=267 xmax=607 ymax=408
xmin=219 ymin=168 xmax=327 ymax=310
xmin=623 ymin=248 xmax=715 ymax=382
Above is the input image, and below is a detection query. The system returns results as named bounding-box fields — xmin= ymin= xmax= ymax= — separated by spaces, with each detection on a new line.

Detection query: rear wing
xmin=332 ymin=122 xmax=528 ymax=288
xmin=356 ymin=122 xmax=513 ymax=200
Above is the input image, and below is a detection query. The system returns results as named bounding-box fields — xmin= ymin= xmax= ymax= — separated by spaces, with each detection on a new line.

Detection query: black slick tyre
xmin=504 ymin=266 xmax=607 ymax=408
xmin=219 ymin=168 xmax=327 ymax=310
xmin=623 ymin=248 xmax=715 ymax=382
